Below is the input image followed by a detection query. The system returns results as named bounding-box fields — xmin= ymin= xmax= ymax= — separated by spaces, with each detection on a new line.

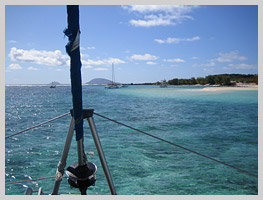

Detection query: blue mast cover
xmin=64 ymin=5 xmax=83 ymax=141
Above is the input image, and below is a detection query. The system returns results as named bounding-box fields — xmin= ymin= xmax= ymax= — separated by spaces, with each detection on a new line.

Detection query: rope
xmin=5 ymin=176 xmax=66 ymax=185
xmin=5 ymin=112 xmax=71 ymax=139
xmin=94 ymin=112 xmax=257 ymax=178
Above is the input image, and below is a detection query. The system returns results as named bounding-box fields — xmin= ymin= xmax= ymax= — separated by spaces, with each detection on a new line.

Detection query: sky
xmin=5 ymin=5 xmax=258 ymax=84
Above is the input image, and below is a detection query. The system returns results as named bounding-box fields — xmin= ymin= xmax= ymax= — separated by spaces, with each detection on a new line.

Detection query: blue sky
xmin=5 ymin=5 xmax=258 ymax=84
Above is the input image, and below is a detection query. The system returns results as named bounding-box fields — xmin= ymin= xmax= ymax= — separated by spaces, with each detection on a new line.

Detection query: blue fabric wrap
xmin=65 ymin=5 xmax=83 ymax=141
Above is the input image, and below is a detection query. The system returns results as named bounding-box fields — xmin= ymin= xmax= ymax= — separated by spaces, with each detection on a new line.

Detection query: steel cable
xmin=94 ymin=112 xmax=257 ymax=178
xmin=5 ymin=176 xmax=67 ymax=185
xmin=5 ymin=112 xmax=71 ymax=139
xmin=5 ymin=111 xmax=257 ymax=186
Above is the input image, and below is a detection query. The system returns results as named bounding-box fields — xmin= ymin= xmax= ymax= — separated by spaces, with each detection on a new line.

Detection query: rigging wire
xmin=5 ymin=176 xmax=66 ymax=185
xmin=5 ymin=111 xmax=257 ymax=186
xmin=94 ymin=112 xmax=257 ymax=178
xmin=5 ymin=112 xmax=71 ymax=139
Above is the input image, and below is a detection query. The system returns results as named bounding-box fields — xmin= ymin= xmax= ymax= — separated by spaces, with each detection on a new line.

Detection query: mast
xmin=52 ymin=5 xmax=116 ymax=195
xmin=64 ymin=5 xmax=86 ymax=166
xmin=112 ymin=63 xmax=115 ymax=85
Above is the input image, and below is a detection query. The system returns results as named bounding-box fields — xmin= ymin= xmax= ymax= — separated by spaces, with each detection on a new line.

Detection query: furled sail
xmin=64 ymin=5 xmax=83 ymax=141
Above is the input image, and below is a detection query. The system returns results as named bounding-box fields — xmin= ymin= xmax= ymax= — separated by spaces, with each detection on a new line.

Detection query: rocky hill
xmin=86 ymin=78 xmax=118 ymax=85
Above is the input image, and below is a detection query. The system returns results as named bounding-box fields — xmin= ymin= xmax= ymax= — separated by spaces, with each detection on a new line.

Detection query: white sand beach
xmin=201 ymin=85 xmax=258 ymax=91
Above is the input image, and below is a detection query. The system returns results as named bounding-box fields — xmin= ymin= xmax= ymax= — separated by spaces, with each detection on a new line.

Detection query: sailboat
xmin=105 ymin=63 xmax=121 ymax=89
xmin=160 ymin=79 xmax=167 ymax=88
xmin=50 ymin=85 xmax=56 ymax=88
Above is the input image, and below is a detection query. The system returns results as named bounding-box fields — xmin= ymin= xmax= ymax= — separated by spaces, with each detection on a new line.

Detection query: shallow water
xmin=5 ymin=85 xmax=258 ymax=195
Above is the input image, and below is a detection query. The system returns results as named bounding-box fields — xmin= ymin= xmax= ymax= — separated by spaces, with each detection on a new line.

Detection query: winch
xmin=66 ymin=161 xmax=97 ymax=195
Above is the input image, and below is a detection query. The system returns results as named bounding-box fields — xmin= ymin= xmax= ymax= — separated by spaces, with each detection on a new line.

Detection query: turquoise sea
xmin=5 ymin=85 xmax=258 ymax=195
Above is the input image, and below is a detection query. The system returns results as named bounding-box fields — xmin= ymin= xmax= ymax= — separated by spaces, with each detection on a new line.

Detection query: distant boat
xmin=105 ymin=63 xmax=126 ymax=89
xmin=49 ymin=81 xmax=60 ymax=88
xmin=160 ymin=80 xmax=167 ymax=88
xmin=105 ymin=84 xmax=119 ymax=89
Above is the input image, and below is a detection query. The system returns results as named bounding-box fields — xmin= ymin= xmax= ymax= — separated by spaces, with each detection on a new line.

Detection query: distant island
xmin=49 ymin=81 xmax=60 ymax=85
xmin=165 ymin=74 xmax=258 ymax=86
xmin=86 ymin=78 xmax=119 ymax=85
xmin=124 ymin=74 xmax=258 ymax=86
xmin=152 ymin=74 xmax=258 ymax=86
xmin=49 ymin=74 xmax=256 ymax=86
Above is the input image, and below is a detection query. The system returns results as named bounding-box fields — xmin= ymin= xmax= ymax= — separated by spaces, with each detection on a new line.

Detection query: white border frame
xmin=1 ymin=1 xmax=262 ymax=199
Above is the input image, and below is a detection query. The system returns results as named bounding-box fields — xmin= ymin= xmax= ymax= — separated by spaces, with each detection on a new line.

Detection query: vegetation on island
xmin=87 ymin=74 xmax=257 ymax=86
xmin=156 ymin=74 xmax=258 ymax=86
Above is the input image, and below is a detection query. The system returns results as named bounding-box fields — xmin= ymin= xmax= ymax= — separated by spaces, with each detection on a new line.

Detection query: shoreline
xmin=5 ymin=84 xmax=258 ymax=91
xmin=169 ymin=83 xmax=258 ymax=91
xmin=201 ymin=86 xmax=258 ymax=91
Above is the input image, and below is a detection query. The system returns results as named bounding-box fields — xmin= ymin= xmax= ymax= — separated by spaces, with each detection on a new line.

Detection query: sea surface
xmin=5 ymin=85 xmax=258 ymax=195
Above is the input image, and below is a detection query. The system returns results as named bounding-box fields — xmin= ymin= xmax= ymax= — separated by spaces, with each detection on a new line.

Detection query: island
xmin=86 ymin=78 xmax=119 ymax=85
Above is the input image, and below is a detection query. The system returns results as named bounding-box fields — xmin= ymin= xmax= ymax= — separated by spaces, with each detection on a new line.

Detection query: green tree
xmin=196 ymin=77 xmax=206 ymax=85
xmin=214 ymin=76 xmax=222 ymax=85
xmin=168 ymin=78 xmax=178 ymax=85
xmin=191 ymin=77 xmax=197 ymax=84
xmin=205 ymin=75 xmax=215 ymax=85
xmin=222 ymin=76 xmax=231 ymax=85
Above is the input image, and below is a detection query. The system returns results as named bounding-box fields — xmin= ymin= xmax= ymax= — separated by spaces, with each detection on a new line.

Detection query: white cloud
xmin=56 ymin=69 xmax=62 ymax=72
xmin=27 ymin=66 xmax=39 ymax=71
xmin=146 ymin=61 xmax=157 ymax=65
xmin=9 ymin=48 xmax=126 ymax=71
xmin=191 ymin=57 xmax=199 ymax=60
xmin=8 ymin=40 xmax=17 ymax=44
xmin=80 ymin=46 xmax=95 ymax=51
xmin=163 ymin=58 xmax=185 ymax=63
xmin=203 ymin=68 xmax=215 ymax=73
xmin=193 ymin=62 xmax=215 ymax=67
xmin=213 ymin=51 xmax=247 ymax=63
xmin=9 ymin=47 xmax=68 ymax=66
xmin=104 ymin=58 xmax=126 ymax=65
xmin=155 ymin=36 xmax=200 ymax=44
xmin=80 ymin=53 xmax=90 ymax=59
xmin=83 ymin=65 xmax=92 ymax=69
xmin=87 ymin=46 xmax=96 ymax=50
xmin=131 ymin=53 xmax=158 ymax=61
xmin=8 ymin=63 xmax=22 ymax=70
xmin=122 ymin=5 xmax=199 ymax=13
xmin=122 ymin=5 xmax=200 ymax=27
xmin=82 ymin=59 xmax=105 ymax=66
xmin=66 ymin=60 xmax=70 ymax=66
xmin=206 ymin=62 xmax=216 ymax=67
xmin=227 ymin=63 xmax=257 ymax=70
xmin=154 ymin=39 xmax=165 ymax=44
xmin=93 ymin=68 xmax=108 ymax=71
xmin=222 ymin=67 xmax=231 ymax=70
xmin=82 ymin=57 xmax=125 ymax=66
xmin=193 ymin=51 xmax=248 ymax=68
xmin=130 ymin=14 xmax=177 ymax=27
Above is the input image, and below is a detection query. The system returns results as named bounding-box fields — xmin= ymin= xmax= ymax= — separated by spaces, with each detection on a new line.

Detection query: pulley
xmin=66 ymin=161 xmax=97 ymax=195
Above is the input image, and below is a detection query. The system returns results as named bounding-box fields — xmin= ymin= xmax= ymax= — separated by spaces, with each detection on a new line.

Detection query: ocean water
xmin=5 ymin=85 xmax=258 ymax=195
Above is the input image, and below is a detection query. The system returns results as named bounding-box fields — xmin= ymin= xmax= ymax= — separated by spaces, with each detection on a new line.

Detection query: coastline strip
xmin=201 ymin=86 xmax=258 ymax=91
